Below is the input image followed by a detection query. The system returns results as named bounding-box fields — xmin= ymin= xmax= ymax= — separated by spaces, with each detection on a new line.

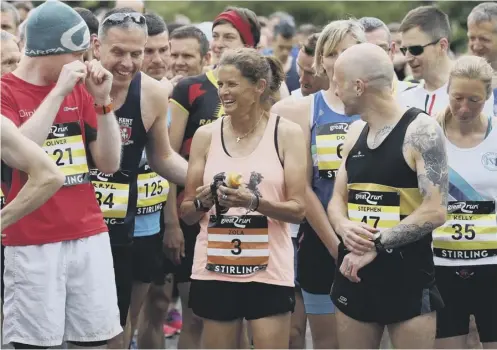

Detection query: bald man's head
xmin=334 ymin=43 xmax=395 ymax=116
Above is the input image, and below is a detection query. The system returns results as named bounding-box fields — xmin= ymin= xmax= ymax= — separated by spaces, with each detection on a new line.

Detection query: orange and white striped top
xmin=191 ymin=114 xmax=294 ymax=287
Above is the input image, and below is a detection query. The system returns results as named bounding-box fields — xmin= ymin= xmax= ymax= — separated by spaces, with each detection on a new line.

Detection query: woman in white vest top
xmin=434 ymin=55 xmax=497 ymax=349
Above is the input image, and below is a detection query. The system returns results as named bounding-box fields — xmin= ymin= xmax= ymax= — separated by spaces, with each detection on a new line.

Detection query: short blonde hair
xmin=436 ymin=55 xmax=493 ymax=129
xmin=314 ymin=19 xmax=366 ymax=76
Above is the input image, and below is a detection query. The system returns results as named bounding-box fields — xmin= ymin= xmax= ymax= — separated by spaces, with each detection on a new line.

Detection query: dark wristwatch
xmin=373 ymin=232 xmax=386 ymax=253
xmin=194 ymin=198 xmax=210 ymax=212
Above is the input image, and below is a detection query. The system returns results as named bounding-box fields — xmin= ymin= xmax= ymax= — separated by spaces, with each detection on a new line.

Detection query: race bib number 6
xmin=316 ymin=122 xmax=349 ymax=179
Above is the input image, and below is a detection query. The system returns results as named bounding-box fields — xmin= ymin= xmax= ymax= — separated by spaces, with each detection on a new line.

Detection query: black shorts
xmin=132 ymin=233 xmax=164 ymax=284
xmin=436 ymin=265 xmax=497 ymax=342
xmin=111 ymin=244 xmax=133 ymax=327
xmin=297 ymin=221 xmax=336 ymax=294
xmin=161 ymin=220 xmax=199 ymax=284
xmin=331 ymin=243 xmax=444 ymax=325
xmin=189 ymin=279 xmax=295 ymax=321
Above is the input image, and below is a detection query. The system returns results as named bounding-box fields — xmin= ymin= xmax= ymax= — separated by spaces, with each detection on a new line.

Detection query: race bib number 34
xmin=136 ymin=164 xmax=169 ymax=215
xmin=433 ymin=201 xmax=497 ymax=260
xmin=42 ymin=122 xmax=90 ymax=186
xmin=90 ymin=170 xmax=130 ymax=224
xmin=206 ymin=215 xmax=269 ymax=276
xmin=316 ymin=122 xmax=349 ymax=179
xmin=347 ymin=189 xmax=401 ymax=232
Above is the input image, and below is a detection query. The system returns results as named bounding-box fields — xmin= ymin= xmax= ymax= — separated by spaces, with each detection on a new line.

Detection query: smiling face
xmin=170 ymin=37 xmax=205 ymax=77
xmin=94 ymin=26 xmax=147 ymax=87
xmin=211 ymin=23 xmax=245 ymax=63
xmin=467 ymin=20 xmax=497 ymax=64
xmin=217 ymin=64 xmax=265 ymax=116
xmin=401 ymin=26 xmax=444 ymax=81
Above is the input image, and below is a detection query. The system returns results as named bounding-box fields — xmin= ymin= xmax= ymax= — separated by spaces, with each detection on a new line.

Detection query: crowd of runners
xmin=0 ymin=0 xmax=496 ymax=349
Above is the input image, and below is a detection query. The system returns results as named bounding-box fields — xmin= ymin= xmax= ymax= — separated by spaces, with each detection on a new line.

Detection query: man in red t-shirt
xmin=1 ymin=1 xmax=122 ymax=348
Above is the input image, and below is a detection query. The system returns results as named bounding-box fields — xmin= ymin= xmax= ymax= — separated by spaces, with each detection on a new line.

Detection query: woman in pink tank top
xmin=180 ymin=48 xmax=306 ymax=348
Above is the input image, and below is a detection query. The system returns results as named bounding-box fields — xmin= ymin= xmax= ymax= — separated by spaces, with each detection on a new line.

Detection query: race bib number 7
xmin=42 ymin=122 xmax=90 ymax=186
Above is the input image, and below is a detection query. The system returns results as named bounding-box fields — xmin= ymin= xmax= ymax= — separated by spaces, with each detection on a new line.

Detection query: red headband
xmin=213 ymin=11 xmax=255 ymax=48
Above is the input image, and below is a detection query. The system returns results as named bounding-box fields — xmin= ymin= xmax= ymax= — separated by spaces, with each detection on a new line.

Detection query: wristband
xmin=194 ymin=198 xmax=210 ymax=212
xmin=94 ymin=101 xmax=113 ymax=115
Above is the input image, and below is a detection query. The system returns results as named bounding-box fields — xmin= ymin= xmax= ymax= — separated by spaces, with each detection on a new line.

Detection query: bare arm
xmin=255 ymin=119 xmax=306 ymax=224
xmin=1 ymin=117 xmax=65 ymax=230
xmin=163 ymin=101 xmax=190 ymax=226
xmin=179 ymin=125 xmax=212 ymax=225
xmin=88 ymin=101 xmax=122 ymax=174
xmin=273 ymin=98 xmax=340 ymax=255
xmin=146 ymin=90 xmax=188 ymax=186
xmin=379 ymin=116 xmax=448 ymax=249
xmin=328 ymin=121 xmax=367 ymax=233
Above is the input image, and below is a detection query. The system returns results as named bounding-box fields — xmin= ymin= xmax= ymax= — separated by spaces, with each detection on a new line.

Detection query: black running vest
xmin=90 ymin=72 xmax=147 ymax=246
xmin=345 ymin=107 xmax=435 ymax=288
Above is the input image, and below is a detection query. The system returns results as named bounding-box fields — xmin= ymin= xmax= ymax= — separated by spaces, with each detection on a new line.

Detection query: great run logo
xmin=447 ymin=202 xmax=479 ymax=214
xmin=49 ymin=125 xmax=69 ymax=138
xmin=220 ymin=216 xmax=252 ymax=228
xmin=355 ymin=191 xmax=383 ymax=205
xmin=329 ymin=123 xmax=349 ymax=133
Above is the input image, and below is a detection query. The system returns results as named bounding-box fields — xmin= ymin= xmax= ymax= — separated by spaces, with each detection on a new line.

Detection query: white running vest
xmin=433 ymin=121 xmax=497 ymax=266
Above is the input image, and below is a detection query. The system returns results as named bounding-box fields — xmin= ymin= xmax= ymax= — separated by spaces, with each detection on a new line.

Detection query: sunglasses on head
xmin=102 ymin=12 xmax=146 ymax=26
xmin=400 ymin=38 xmax=441 ymax=56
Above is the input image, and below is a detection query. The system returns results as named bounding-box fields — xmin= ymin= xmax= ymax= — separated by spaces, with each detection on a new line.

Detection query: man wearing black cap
xmin=1 ymin=1 xmax=122 ymax=348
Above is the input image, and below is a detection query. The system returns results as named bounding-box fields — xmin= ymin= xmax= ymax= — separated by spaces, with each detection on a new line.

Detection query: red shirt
xmin=1 ymin=73 xmax=107 ymax=246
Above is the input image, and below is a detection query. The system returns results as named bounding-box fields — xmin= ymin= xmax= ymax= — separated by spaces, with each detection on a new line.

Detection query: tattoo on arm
xmin=381 ymin=222 xmax=435 ymax=249
xmin=404 ymin=120 xmax=449 ymax=206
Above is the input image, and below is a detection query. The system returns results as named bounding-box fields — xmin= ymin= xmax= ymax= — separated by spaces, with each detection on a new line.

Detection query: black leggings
xmin=12 ymin=341 xmax=107 ymax=349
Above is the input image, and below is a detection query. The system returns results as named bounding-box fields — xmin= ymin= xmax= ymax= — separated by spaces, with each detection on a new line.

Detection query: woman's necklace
xmin=228 ymin=112 xmax=265 ymax=143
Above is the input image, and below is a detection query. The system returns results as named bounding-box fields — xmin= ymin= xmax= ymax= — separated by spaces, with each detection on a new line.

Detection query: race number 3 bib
xmin=136 ymin=164 xmax=169 ymax=215
xmin=316 ymin=122 xmax=349 ymax=179
xmin=43 ymin=122 xmax=90 ymax=186
xmin=433 ymin=201 xmax=497 ymax=260
xmin=206 ymin=215 xmax=269 ymax=275
xmin=347 ymin=188 xmax=401 ymax=234
xmin=90 ymin=170 xmax=130 ymax=224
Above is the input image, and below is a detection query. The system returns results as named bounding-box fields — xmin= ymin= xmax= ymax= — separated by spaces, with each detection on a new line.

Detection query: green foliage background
xmin=55 ymin=1 xmax=489 ymax=54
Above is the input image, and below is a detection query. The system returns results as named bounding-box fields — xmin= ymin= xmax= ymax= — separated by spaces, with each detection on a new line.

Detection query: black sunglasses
xmin=102 ymin=12 xmax=146 ymax=26
xmin=400 ymin=38 xmax=441 ymax=56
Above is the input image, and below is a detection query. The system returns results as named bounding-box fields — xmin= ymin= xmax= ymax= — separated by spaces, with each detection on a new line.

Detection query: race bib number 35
xmin=136 ymin=164 xmax=169 ymax=215
xmin=206 ymin=215 xmax=269 ymax=276
xmin=347 ymin=189 xmax=401 ymax=232
xmin=433 ymin=201 xmax=497 ymax=260
xmin=90 ymin=170 xmax=130 ymax=223
xmin=42 ymin=122 xmax=90 ymax=186
xmin=316 ymin=122 xmax=349 ymax=179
